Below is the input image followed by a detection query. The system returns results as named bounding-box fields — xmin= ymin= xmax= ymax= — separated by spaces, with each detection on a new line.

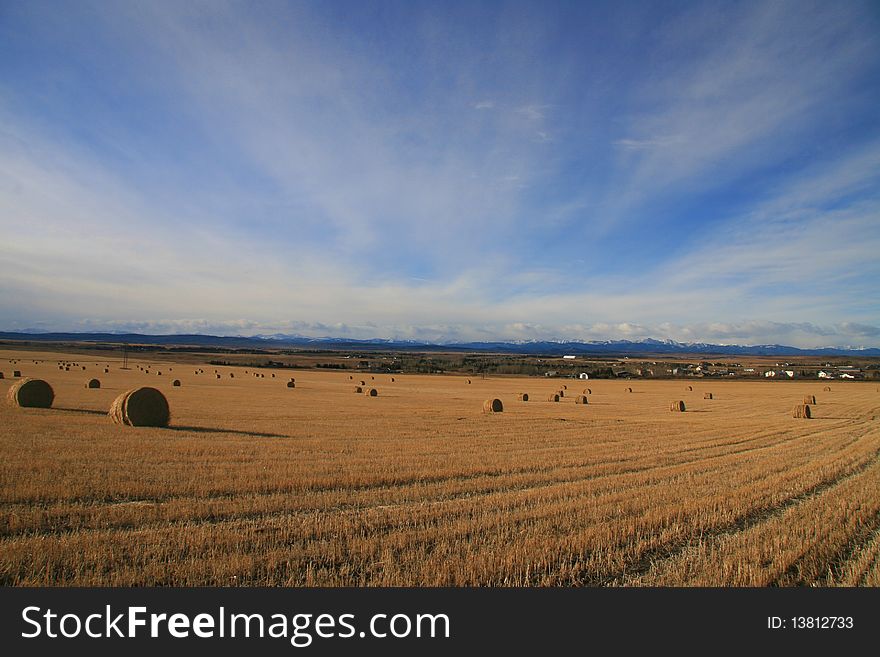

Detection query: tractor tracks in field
xmin=2 ymin=428 xmax=876 ymax=546
xmin=594 ymin=447 xmax=880 ymax=587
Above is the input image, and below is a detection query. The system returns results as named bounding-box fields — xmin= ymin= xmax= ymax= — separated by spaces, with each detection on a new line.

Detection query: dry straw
xmin=686 ymin=386 xmax=693 ymax=391
xmin=85 ymin=379 xmax=101 ymax=389
xmin=287 ymin=381 xmax=296 ymax=388
xmin=670 ymin=400 xmax=686 ymax=412
xmin=172 ymin=380 xmax=181 ymax=387
xmin=574 ymin=395 xmax=588 ymax=404
xmin=7 ymin=378 xmax=54 ymax=408
xmin=823 ymin=386 xmax=832 ymax=392
xmin=583 ymin=388 xmax=591 ymax=394
xmin=793 ymin=404 xmax=812 ymax=419
xmin=625 ymin=387 xmax=633 ymax=393
xmin=365 ymin=388 xmax=378 ymax=396
xmin=482 ymin=398 xmax=503 ymax=413
xmin=109 ymin=387 xmax=170 ymax=427
xmin=354 ymin=386 xmax=363 ymax=393
xmin=518 ymin=393 xmax=529 ymax=401
xmin=704 ymin=392 xmax=713 ymax=399
xmin=548 ymin=393 xmax=560 ymax=402
xmin=803 ymin=395 xmax=816 ymax=404
xmin=557 ymin=390 xmax=565 ymax=398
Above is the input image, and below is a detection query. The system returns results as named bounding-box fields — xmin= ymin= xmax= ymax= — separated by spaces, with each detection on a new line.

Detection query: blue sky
xmin=1 ymin=0 xmax=879 ymax=346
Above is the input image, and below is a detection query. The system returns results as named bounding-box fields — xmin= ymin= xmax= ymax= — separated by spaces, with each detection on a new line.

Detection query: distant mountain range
xmin=1 ymin=331 xmax=879 ymax=357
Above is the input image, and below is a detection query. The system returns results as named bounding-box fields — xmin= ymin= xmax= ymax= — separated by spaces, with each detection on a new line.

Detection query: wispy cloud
xmin=1 ymin=1 xmax=878 ymax=347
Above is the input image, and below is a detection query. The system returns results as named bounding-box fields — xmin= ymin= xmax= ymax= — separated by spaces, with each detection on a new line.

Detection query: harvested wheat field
xmin=1 ymin=348 xmax=879 ymax=587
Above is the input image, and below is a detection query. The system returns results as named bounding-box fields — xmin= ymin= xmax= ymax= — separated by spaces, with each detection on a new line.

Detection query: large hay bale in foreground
xmin=109 ymin=387 xmax=170 ymax=427
xmin=823 ymin=386 xmax=831 ymax=392
xmin=287 ymin=381 xmax=295 ymax=388
xmin=548 ymin=393 xmax=560 ymax=402
xmin=518 ymin=393 xmax=529 ymax=401
xmin=365 ymin=388 xmax=378 ymax=397
xmin=7 ymin=378 xmax=54 ymax=408
xmin=483 ymin=398 xmax=503 ymax=413
xmin=803 ymin=395 xmax=816 ymax=404
xmin=704 ymin=392 xmax=713 ymax=399
xmin=85 ymin=378 xmax=101 ymax=389
xmin=575 ymin=395 xmax=588 ymax=404
xmin=670 ymin=400 xmax=686 ymax=412
xmin=172 ymin=379 xmax=181 ymax=387
xmin=793 ymin=404 xmax=811 ymax=419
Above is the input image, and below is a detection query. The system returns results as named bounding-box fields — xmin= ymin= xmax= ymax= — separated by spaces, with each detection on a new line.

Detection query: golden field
xmin=1 ymin=348 xmax=879 ymax=586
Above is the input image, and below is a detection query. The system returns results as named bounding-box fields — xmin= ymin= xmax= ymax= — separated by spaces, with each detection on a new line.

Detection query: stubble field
xmin=2 ymin=349 xmax=879 ymax=586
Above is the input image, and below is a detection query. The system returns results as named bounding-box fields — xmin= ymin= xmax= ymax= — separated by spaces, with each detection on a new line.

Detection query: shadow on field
xmin=169 ymin=425 xmax=289 ymax=439
xmin=53 ymin=407 xmax=107 ymax=416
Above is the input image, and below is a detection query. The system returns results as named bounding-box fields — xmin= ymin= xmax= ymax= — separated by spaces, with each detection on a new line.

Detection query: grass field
xmin=2 ymin=349 xmax=879 ymax=586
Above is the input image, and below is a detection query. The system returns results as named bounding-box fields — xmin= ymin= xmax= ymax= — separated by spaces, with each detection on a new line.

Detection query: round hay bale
xmin=793 ymin=404 xmax=811 ymax=419
xmin=803 ymin=395 xmax=816 ymax=404
xmin=390 ymin=377 xmax=395 ymax=382
xmin=104 ymin=368 xmax=109 ymax=374
xmin=371 ymin=376 xmax=375 ymax=380
xmin=482 ymin=398 xmax=503 ymax=413
xmin=548 ymin=393 xmax=560 ymax=402
xmin=109 ymin=387 xmax=170 ymax=427
xmin=0 ymin=372 xmax=4 ymax=379
xmin=216 ymin=374 xmax=221 ymax=379
xmin=625 ymin=387 xmax=632 ymax=393
xmin=287 ymin=381 xmax=295 ymax=388
xmin=670 ymin=400 xmax=686 ymax=412
xmin=686 ymin=386 xmax=693 ymax=391
xmin=289 ymin=377 xmax=295 ymax=383
xmin=562 ymin=384 xmax=567 ymax=390
xmin=704 ymin=392 xmax=713 ymax=399
xmin=85 ymin=378 xmax=101 ymax=389
xmin=81 ymin=366 xmax=86 ymax=370
xmin=354 ymin=386 xmax=363 ymax=393
xmin=575 ymin=395 xmax=588 ymax=404
xmin=7 ymin=378 xmax=54 ymax=408
xmin=823 ymin=386 xmax=831 ymax=392
xmin=518 ymin=393 xmax=529 ymax=402
xmin=157 ymin=371 xmax=162 ymax=376
xmin=365 ymin=388 xmax=378 ymax=397
xmin=349 ymin=375 xmax=353 ymax=380
xmin=64 ymin=367 xmax=70 ymax=371
xmin=466 ymin=379 xmax=471 ymax=384
xmin=172 ymin=379 xmax=181 ymax=387
xmin=13 ymin=370 xmax=22 ymax=377
xmin=271 ymin=374 xmax=275 ymax=378
xmin=557 ymin=390 xmax=565 ymax=398
xmin=229 ymin=373 xmax=234 ymax=378
xmin=359 ymin=380 xmax=366 ymax=385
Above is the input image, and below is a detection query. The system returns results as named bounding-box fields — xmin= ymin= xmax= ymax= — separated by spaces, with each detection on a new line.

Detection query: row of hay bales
xmin=8 ymin=378 xmax=171 ymax=427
